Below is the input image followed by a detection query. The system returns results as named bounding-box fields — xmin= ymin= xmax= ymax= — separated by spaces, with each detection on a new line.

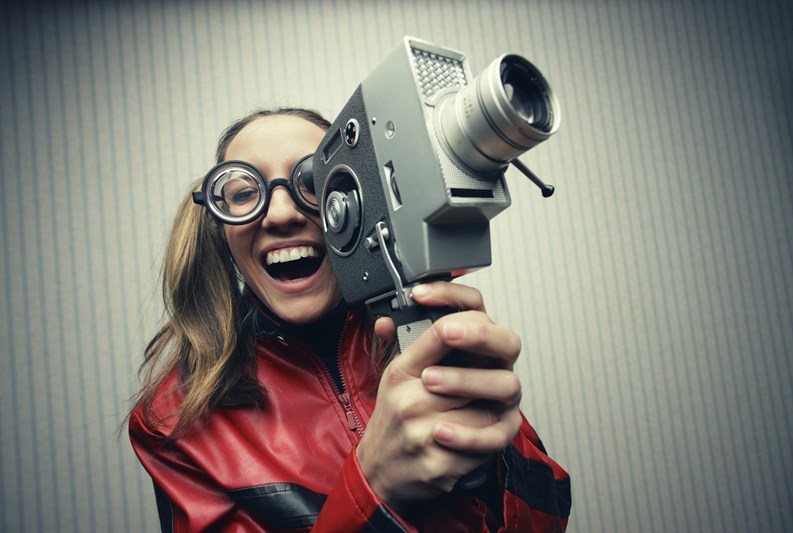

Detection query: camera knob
xmin=325 ymin=190 xmax=349 ymax=234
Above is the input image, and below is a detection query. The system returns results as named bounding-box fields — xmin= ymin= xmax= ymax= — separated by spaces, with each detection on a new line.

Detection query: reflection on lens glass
xmin=216 ymin=171 xmax=261 ymax=217
xmin=504 ymin=82 xmax=534 ymax=123
xmin=295 ymin=179 xmax=318 ymax=208
xmin=501 ymin=62 xmax=550 ymax=132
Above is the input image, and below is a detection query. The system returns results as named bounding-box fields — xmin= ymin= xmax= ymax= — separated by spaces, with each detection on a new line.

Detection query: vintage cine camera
xmin=312 ymin=36 xmax=560 ymax=348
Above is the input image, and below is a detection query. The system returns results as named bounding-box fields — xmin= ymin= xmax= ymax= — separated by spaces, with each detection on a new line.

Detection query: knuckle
xmin=490 ymin=425 xmax=514 ymax=451
xmin=403 ymin=424 xmax=431 ymax=453
xmin=423 ymin=451 xmax=454 ymax=481
xmin=394 ymin=394 xmax=423 ymax=419
xmin=384 ymin=362 xmax=411 ymax=386
xmin=501 ymin=331 xmax=522 ymax=366
xmin=504 ymin=410 xmax=523 ymax=439
xmin=510 ymin=333 xmax=522 ymax=358
xmin=467 ymin=320 xmax=489 ymax=344
xmin=470 ymin=289 xmax=485 ymax=310
xmin=510 ymin=332 xmax=522 ymax=354
xmin=504 ymin=374 xmax=523 ymax=405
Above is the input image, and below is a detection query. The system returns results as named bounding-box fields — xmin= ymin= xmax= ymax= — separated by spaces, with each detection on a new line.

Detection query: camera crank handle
xmin=511 ymin=158 xmax=555 ymax=198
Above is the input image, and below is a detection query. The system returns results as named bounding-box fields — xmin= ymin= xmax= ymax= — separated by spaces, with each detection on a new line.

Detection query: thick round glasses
xmin=192 ymin=154 xmax=318 ymax=225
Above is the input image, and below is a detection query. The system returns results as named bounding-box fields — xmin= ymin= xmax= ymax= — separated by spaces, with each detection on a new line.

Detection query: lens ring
xmin=435 ymin=53 xmax=560 ymax=175
xmin=291 ymin=153 xmax=320 ymax=215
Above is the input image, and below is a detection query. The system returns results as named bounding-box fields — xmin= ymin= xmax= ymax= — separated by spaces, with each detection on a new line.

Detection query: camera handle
xmin=366 ymin=221 xmax=490 ymax=493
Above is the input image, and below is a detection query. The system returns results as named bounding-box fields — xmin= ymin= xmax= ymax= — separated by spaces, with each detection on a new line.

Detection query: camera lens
xmin=436 ymin=54 xmax=560 ymax=176
xmin=501 ymin=61 xmax=552 ymax=133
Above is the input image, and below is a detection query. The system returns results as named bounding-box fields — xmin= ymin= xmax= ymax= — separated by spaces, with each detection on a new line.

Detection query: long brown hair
xmin=132 ymin=108 xmax=335 ymax=439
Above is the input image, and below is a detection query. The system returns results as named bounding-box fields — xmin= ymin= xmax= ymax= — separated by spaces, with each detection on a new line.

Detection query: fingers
xmin=373 ymin=281 xmax=486 ymax=346
xmin=386 ymin=311 xmax=521 ymax=384
xmin=387 ymin=313 xmax=458 ymax=378
xmin=422 ymin=365 xmax=523 ymax=454
xmin=432 ymin=317 xmax=522 ymax=370
xmin=422 ymin=366 xmax=522 ymax=405
xmin=433 ymin=407 xmax=523 ymax=454
xmin=410 ymin=281 xmax=486 ymax=312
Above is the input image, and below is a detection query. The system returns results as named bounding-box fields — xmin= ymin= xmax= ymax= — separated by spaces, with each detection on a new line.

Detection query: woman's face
xmin=223 ymin=115 xmax=342 ymax=325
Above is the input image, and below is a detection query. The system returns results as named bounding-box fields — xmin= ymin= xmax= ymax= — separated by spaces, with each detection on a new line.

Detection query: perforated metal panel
xmin=397 ymin=319 xmax=432 ymax=349
xmin=411 ymin=48 xmax=468 ymax=99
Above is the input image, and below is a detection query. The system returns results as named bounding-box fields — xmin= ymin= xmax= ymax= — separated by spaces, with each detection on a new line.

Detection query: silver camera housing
xmin=313 ymin=36 xmax=559 ymax=306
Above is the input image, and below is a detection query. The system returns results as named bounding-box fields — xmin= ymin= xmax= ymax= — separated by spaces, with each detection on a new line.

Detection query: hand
xmin=357 ymin=281 xmax=523 ymax=510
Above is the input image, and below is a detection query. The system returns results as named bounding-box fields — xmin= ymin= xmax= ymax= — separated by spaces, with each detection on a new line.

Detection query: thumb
xmin=374 ymin=316 xmax=397 ymax=344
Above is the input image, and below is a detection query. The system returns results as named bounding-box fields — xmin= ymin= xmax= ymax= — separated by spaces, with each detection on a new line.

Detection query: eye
xmin=227 ymin=186 xmax=257 ymax=204
xmin=218 ymin=172 xmax=261 ymax=216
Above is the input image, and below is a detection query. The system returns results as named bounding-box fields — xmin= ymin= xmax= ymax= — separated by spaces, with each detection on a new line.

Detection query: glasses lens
xmin=211 ymin=167 xmax=263 ymax=218
xmin=292 ymin=155 xmax=319 ymax=211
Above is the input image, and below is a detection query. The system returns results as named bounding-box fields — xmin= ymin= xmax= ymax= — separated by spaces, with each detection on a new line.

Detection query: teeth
xmin=266 ymin=246 xmax=319 ymax=265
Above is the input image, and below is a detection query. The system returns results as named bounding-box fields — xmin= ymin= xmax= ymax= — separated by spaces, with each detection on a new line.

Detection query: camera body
xmin=313 ymin=36 xmax=558 ymax=315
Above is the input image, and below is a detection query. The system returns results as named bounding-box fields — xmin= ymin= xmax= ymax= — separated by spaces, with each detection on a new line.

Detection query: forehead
xmin=224 ymin=115 xmax=326 ymax=172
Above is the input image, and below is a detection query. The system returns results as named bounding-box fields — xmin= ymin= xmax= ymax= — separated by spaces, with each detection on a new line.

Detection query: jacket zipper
xmin=338 ymin=391 xmax=359 ymax=433
xmin=313 ymin=312 xmax=365 ymax=438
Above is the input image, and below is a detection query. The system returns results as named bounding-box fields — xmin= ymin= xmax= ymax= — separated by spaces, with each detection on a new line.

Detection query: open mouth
xmin=264 ymin=245 xmax=324 ymax=282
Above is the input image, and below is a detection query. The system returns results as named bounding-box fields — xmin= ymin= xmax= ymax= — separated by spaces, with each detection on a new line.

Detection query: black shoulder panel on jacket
xmin=226 ymin=482 xmax=328 ymax=528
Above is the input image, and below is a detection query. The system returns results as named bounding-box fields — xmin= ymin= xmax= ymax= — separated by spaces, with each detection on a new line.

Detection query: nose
xmin=262 ymin=184 xmax=306 ymax=231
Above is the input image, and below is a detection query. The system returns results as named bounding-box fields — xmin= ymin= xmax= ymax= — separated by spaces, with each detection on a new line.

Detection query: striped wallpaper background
xmin=1 ymin=0 xmax=791 ymax=531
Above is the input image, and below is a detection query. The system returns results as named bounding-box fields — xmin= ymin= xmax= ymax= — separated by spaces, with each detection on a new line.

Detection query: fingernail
xmin=435 ymin=424 xmax=455 ymax=443
xmin=422 ymin=367 xmax=442 ymax=386
xmin=443 ymin=321 xmax=465 ymax=340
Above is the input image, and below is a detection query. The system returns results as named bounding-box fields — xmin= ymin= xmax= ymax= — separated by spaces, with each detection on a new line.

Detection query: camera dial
xmin=321 ymin=166 xmax=363 ymax=257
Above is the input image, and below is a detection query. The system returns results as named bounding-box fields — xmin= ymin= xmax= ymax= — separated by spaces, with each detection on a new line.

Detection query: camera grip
xmin=389 ymin=304 xmax=490 ymax=493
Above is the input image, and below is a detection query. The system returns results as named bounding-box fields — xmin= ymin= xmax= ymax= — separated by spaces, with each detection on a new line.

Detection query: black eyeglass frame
xmin=192 ymin=154 xmax=318 ymax=225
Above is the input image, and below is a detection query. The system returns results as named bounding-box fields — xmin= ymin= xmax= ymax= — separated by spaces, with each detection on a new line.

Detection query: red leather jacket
xmin=129 ymin=307 xmax=571 ymax=532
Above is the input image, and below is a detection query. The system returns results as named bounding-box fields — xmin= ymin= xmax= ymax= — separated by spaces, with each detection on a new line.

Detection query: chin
xmin=265 ymin=279 xmax=343 ymax=325
xmin=273 ymin=298 xmax=338 ymax=325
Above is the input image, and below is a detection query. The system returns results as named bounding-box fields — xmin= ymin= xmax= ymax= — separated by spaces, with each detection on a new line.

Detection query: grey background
xmin=1 ymin=0 xmax=791 ymax=531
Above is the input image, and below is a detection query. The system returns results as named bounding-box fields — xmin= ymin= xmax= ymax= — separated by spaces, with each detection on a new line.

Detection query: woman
xmin=129 ymin=107 xmax=571 ymax=532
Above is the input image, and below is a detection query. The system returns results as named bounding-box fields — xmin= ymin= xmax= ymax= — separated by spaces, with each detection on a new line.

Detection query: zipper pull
xmin=338 ymin=392 xmax=357 ymax=432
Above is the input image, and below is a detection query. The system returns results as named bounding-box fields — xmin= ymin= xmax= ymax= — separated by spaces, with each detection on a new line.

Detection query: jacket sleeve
xmin=497 ymin=413 xmax=572 ymax=532
xmin=316 ymin=414 xmax=571 ymax=533
xmin=311 ymin=449 xmax=416 ymax=532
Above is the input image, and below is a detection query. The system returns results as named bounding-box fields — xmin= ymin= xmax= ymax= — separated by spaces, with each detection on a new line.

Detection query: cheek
xmin=307 ymin=214 xmax=324 ymax=233
xmin=224 ymin=226 xmax=254 ymax=264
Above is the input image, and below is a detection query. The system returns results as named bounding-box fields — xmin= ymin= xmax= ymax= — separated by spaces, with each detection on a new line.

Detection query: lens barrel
xmin=436 ymin=54 xmax=560 ymax=176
